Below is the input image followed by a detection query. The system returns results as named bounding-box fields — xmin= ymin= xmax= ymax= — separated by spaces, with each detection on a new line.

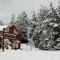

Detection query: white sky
xmin=0 ymin=0 xmax=59 ymax=24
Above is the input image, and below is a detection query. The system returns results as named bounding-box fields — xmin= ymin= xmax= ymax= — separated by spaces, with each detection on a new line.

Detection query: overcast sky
xmin=0 ymin=0 xmax=59 ymax=24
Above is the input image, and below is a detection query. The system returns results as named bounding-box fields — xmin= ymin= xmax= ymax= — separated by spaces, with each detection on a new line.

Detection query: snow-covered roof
xmin=0 ymin=25 xmax=8 ymax=31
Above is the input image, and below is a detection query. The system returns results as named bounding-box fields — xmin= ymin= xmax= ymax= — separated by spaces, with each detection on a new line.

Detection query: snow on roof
xmin=0 ymin=25 xmax=8 ymax=31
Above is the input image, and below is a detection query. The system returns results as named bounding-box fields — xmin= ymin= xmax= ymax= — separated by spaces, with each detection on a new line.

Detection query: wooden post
xmin=2 ymin=28 xmax=5 ymax=51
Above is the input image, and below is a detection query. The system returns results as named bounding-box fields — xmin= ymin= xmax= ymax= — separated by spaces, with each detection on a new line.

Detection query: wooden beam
xmin=2 ymin=28 xmax=5 ymax=51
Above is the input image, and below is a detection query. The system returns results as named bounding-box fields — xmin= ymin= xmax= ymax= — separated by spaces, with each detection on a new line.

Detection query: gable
xmin=8 ymin=24 xmax=22 ymax=35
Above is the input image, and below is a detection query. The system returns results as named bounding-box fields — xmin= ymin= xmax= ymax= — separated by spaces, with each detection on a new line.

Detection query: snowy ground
xmin=0 ymin=44 xmax=60 ymax=60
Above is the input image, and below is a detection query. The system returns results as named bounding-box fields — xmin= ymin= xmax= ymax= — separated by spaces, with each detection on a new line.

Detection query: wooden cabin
xmin=8 ymin=24 xmax=23 ymax=40
xmin=5 ymin=24 xmax=23 ymax=49
xmin=0 ymin=24 xmax=23 ymax=50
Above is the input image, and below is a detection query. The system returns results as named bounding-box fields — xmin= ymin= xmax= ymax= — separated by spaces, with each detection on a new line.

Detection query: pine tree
xmin=10 ymin=14 xmax=15 ymax=25
xmin=32 ymin=3 xmax=60 ymax=50
xmin=15 ymin=11 xmax=28 ymax=43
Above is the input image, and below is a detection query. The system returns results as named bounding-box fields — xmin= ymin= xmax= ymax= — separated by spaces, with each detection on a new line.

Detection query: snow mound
xmin=0 ymin=44 xmax=60 ymax=60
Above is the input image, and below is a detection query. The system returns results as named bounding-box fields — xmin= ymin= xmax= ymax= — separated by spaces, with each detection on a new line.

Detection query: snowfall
xmin=0 ymin=44 xmax=60 ymax=60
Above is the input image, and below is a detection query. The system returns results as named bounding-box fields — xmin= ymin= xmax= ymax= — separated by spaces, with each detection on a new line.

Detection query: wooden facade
xmin=0 ymin=24 xmax=23 ymax=50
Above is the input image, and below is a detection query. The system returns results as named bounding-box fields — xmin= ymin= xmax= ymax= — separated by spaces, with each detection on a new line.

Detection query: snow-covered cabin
xmin=0 ymin=24 xmax=23 ymax=49
xmin=7 ymin=24 xmax=23 ymax=40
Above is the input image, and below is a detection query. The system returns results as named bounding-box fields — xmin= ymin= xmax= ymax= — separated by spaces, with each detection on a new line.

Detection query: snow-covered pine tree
xmin=27 ymin=11 xmax=38 ymax=47
xmin=10 ymin=14 xmax=15 ymax=25
xmin=15 ymin=11 xmax=28 ymax=43
xmin=0 ymin=20 xmax=3 ymax=25
xmin=32 ymin=3 xmax=60 ymax=50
